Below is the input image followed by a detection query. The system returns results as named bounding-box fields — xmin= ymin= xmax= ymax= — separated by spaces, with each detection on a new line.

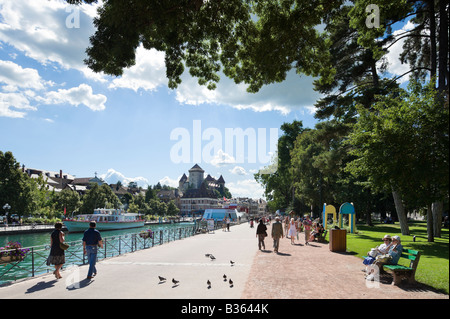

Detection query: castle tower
xmin=179 ymin=173 xmax=188 ymax=191
xmin=188 ymin=164 xmax=204 ymax=189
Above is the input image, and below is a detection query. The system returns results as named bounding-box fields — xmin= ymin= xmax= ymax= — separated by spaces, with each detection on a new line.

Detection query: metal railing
xmin=1 ymin=224 xmax=201 ymax=285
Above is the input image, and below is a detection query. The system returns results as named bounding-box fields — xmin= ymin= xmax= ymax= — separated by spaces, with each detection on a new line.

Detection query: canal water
xmin=0 ymin=222 xmax=196 ymax=285
xmin=1 ymin=222 xmax=193 ymax=247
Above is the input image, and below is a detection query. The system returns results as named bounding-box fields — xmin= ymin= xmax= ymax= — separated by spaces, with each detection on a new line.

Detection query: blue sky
xmin=0 ymin=1 xmax=411 ymax=198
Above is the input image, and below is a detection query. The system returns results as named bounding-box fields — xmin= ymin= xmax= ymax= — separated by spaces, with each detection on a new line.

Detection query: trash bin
xmin=329 ymin=229 xmax=346 ymax=252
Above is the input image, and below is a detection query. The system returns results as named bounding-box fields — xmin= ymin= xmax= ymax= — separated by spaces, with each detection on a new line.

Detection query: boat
xmin=63 ymin=208 xmax=145 ymax=232
xmin=201 ymin=208 xmax=239 ymax=222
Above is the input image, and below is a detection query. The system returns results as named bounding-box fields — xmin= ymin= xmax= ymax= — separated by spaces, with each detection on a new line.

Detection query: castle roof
xmin=189 ymin=164 xmax=204 ymax=172
xmin=179 ymin=173 xmax=188 ymax=182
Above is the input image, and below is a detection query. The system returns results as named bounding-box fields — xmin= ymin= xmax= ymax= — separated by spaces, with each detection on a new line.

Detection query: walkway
xmin=0 ymin=223 xmax=447 ymax=299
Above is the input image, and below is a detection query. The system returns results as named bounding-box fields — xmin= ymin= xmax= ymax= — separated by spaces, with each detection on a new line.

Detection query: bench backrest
xmin=400 ymin=248 xmax=421 ymax=270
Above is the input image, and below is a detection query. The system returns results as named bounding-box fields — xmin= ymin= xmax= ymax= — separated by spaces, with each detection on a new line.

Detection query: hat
xmin=382 ymin=234 xmax=392 ymax=240
xmin=392 ymin=235 xmax=401 ymax=242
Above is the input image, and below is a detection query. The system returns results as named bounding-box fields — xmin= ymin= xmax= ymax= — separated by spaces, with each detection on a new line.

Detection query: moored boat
xmin=63 ymin=208 xmax=145 ymax=232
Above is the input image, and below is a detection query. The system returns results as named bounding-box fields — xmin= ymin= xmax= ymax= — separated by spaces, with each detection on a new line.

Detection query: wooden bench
xmin=382 ymin=248 xmax=421 ymax=286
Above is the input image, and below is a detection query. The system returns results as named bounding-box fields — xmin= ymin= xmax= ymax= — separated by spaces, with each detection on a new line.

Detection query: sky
xmin=0 ymin=1 xmax=411 ymax=199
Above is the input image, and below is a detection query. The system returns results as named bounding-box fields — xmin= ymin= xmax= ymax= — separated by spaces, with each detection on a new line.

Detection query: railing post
xmin=31 ymin=247 xmax=35 ymax=278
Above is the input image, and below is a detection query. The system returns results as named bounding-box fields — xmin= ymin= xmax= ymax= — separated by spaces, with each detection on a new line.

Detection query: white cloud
xmin=229 ymin=166 xmax=247 ymax=176
xmin=100 ymin=168 xmax=149 ymax=188
xmin=227 ymin=178 xmax=265 ymax=199
xmin=0 ymin=0 xmax=100 ymax=76
xmin=0 ymin=60 xmax=46 ymax=91
xmin=175 ymin=69 xmax=321 ymax=115
xmin=0 ymin=92 xmax=36 ymax=118
xmin=210 ymin=149 xmax=236 ymax=167
xmin=0 ymin=0 xmax=320 ymax=117
xmin=381 ymin=20 xmax=417 ymax=84
xmin=42 ymin=84 xmax=107 ymax=111
xmin=109 ymin=46 xmax=167 ymax=92
xmin=158 ymin=176 xmax=181 ymax=188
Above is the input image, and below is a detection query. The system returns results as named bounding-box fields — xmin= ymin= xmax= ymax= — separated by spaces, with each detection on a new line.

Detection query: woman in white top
xmin=288 ymin=218 xmax=297 ymax=244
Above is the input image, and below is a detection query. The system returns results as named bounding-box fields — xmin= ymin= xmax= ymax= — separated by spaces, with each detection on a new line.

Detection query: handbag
xmin=59 ymin=242 xmax=70 ymax=250
xmin=375 ymin=254 xmax=391 ymax=263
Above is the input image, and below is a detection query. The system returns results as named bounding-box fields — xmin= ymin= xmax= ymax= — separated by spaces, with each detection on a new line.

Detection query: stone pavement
xmin=0 ymin=222 xmax=447 ymax=300
xmin=242 ymin=224 xmax=448 ymax=299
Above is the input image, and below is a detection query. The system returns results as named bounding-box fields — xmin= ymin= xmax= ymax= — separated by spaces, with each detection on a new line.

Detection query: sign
xmin=207 ymin=219 xmax=215 ymax=232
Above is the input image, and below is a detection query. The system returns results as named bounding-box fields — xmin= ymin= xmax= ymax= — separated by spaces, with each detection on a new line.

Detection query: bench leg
xmin=391 ymin=271 xmax=415 ymax=286
xmin=391 ymin=273 xmax=402 ymax=286
xmin=406 ymin=273 xmax=416 ymax=285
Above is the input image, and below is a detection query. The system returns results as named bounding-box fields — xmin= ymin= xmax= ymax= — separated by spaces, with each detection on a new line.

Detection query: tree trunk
xmin=391 ymin=187 xmax=410 ymax=235
xmin=438 ymin=0 xmax=449 ymax=92
xmin=429 ymin=0 xmax=437 ymax=82
xmin=427 ymin=203 xmax=434 ymax=242
xmin=432 ymin=200 xmax=443 ymax=237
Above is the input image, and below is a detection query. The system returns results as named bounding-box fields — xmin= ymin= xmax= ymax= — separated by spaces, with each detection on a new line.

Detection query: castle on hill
xmin=178 ymin=164 xmax=225 ymax=196
xmin=178 ymin=164 xmax=227 ymax=215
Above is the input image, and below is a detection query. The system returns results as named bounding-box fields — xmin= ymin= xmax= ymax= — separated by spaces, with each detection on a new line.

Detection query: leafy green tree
xmin=66 ymin=0 xmax=340 ymax=92
xmin=0 ymin=151 xmax=39 ymax=219
xmin=145 ymin=185 xmax=156 ymax=202
xmin=346 ymin=80 xmax=449 ymax=239
xmin=167 ymin=200 xmax=180 ymax=216
xmin=80 ymin=183 xmax=121 ymax=214
xmin=255 ymin=121 xmax=305 ymax=212
xmin=54 ymin=189 xmax=81 ymax=216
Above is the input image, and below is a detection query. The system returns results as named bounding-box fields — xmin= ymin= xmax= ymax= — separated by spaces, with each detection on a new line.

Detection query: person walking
xmin=271 ymin=217 xmax=284 ymax=253
xmin=303 ymin=215 xmax=312 ymax=245
xmin=288 ymin=218 xmax=297 ymax=245
xmin=256 ymin=219 xmax=268 ymax=250
xmin=48 ymin=222 xmax=65 ymax=279
xmin=82 ymin=221 xmax=103 ymax=279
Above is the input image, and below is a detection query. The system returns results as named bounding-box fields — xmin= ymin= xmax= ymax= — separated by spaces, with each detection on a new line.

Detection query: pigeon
xmin=207 ymin=280 xmax=211 ymax=288
xmin=223 ymin=274 xmax=227 ymax=281
xmin=158 ymin=276 xmax=166 ymax=282
xmin=205 ymin=253 xmax=211 ymax=257
xmin=210 ymin=254 xmax=216 ymax=260
xmin=172 ymin=278 xmax=179 ymax=285
xmin=229 ymin=279 xmax=233 ymax=287
xmin=230 ymin=260 xmax=235 ymax=266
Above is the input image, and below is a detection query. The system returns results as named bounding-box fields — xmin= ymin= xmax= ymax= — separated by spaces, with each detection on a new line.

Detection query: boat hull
xmin=63 ymin=220 xmax=145 ymax=232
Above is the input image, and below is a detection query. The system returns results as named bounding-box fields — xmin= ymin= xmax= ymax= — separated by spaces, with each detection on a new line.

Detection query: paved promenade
xmin=0 ymin=223 xmax=447 ymax=300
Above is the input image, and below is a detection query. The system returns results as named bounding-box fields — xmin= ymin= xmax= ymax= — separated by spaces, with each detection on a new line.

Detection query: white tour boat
xmin=63 ymin=208 xmax=145 ymax=232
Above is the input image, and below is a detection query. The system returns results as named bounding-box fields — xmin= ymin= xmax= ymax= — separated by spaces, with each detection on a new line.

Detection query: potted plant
xmin=139 ymin=229 xmax=153 ymax=239
xmin=0 ymin=241 xmax=30 ymax=264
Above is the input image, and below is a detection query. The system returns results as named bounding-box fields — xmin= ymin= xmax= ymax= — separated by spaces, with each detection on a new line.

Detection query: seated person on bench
xmin=309 ymin=223 xmax=324 ymax=242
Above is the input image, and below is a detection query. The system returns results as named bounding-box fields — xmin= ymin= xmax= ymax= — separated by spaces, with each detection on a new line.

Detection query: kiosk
xmin=322 ymin=203 xmax=337 ymax=230
xmin=338 ymin=202 xmax=356 ymax=233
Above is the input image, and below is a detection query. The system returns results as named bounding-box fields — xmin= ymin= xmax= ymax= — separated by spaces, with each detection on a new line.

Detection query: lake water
xmin=0 ymin=222 xmax=196 ymax=285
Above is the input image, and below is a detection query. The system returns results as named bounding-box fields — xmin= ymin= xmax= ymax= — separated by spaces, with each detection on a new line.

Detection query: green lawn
xmin=340 ymin=221 xmax=449 ymax=294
